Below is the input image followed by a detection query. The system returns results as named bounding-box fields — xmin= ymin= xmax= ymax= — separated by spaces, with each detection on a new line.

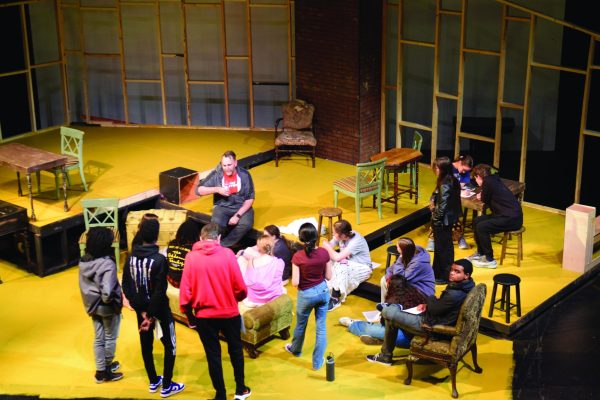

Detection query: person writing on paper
xmin=366 ymin=259 xmax=475 ymax=365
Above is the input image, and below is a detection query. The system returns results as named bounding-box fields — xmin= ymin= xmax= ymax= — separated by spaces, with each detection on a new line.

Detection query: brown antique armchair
xmin=274 ymin=99 xmax=316 ymax=167
xmin=404 ymin=283 xmax=487 ymax=398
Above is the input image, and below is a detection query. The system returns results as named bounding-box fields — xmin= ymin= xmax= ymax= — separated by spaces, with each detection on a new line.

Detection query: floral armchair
xmin=404 ymin=283 xmax=487 ymax=398
xmin=274 ymin=99 xmax=316 ymax=167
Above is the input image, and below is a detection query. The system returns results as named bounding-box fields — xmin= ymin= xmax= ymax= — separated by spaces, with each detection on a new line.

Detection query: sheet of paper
xmin=362 ymin=310 xmax=381 ymax=323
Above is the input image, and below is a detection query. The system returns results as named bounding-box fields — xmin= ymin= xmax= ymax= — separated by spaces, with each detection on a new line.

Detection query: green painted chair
xmin=78 ymin=198 xmax=121 ymax=269
xmin=38 ymin=127 xmax=88 ymax=198
xmin=333 ymin=158 xmax=386 ymax=225
xmin=385 ymin=130 xmax=423 ymax=195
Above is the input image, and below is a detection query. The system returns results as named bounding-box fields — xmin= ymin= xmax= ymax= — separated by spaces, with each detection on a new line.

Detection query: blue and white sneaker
xmin=473 ymin=258 xmax=498 ymax=269
xmin=467 ymin=252 xmax=485 ymax=261
xmin=149 ymin=376 xmax=163 ymax=393
xmin=160 ymin=381 xmax=185 ymax=398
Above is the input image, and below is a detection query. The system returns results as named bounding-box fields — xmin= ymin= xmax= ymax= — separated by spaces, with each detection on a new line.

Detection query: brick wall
xmin=295 ymin=0 xmax=382 ymax=164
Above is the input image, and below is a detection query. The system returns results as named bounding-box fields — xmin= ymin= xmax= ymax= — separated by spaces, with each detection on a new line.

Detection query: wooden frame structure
xmin=382 ymin=0 xmax=600 ymax=204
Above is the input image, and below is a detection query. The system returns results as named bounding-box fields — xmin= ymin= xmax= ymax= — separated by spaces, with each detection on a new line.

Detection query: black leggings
xmin=136 ymin=310 xmax=176 ymax=386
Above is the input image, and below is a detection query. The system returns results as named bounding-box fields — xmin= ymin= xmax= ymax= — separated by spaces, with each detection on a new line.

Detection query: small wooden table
xmin=461 ymin=178 xmax=526 ymax=213
xmin=370 ymin=148 xmax=423 ymax=213
xmin=0 ymin=143 xmax=69 ymax=221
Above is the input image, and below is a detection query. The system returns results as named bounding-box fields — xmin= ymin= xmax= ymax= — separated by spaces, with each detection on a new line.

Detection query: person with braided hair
xmin=284 ymin=223 xmax=332 ymax=371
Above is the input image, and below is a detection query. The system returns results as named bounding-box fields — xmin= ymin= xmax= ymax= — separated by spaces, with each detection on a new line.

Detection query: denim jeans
xmin=289 ymin=280 xmax=330 ymax=369
xmin=380 ymin=305 xmax=425 ymax=358
xmin=347 ymin=320 xmax=412 ymax=348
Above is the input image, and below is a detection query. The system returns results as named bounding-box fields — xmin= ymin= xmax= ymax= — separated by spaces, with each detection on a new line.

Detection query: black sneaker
xmin=94 ymin=370 xmax=106 ymax=384
xmin=327 ymin=297 xmax=341 ymax=312
xmin=234 ymin=386 xmax=252 ymax=400
xmin=366 ymin=353 xmax=392 ymax=366
xmin=109 ymin=360 xmax=120 ymax=373
xmin=104 ymin=370 xmax=124 ymax=382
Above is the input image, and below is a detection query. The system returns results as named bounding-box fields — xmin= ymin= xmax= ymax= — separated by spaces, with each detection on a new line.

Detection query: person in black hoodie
xmin=122 ymin=219 xmax=185 ymax=398
xmin=79 ymin=227 xmax=124 ymax=383
xmin=468 ymin=164 xmax=523 ymax=269
xmin=366 ymin=259 xmax=475 ymax=365
xmin=429 ymin=156 xmax=462 ymax=284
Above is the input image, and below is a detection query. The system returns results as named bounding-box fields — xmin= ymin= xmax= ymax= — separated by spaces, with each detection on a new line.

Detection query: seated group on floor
xmin=78 ymin=149 xmax=520 ymax=399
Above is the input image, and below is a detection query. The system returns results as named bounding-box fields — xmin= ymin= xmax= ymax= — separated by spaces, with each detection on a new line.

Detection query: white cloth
xmin=278 ymin=217 xmax=321 ymax=236
xmin=327 ymin=260 xmax=372 ymax=302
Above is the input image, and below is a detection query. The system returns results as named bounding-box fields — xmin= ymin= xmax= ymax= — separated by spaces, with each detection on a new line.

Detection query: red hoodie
xmin=179 ymin=240 xmax=247 ymax=318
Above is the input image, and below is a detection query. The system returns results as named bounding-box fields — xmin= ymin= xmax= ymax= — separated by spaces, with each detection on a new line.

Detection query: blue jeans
xmin=289 ymin=281 xmax=330 ymax=369
xmin=380 ymin=305 xmax=425 ymax=357
xmin=347 ymin=320 xmax=412 ymax=348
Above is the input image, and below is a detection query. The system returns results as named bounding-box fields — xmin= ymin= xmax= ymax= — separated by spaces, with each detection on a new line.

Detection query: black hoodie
xmin=424 ymin=278 xmax=475 ymax=326
xmin=122 ymin=244 xmax=170 ymax=318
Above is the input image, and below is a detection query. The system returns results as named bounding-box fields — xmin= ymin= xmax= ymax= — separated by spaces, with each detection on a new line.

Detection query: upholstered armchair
xmin=274 ymin=99 xmax=316 ymax=167
xmin=404 ymin=283 xmax=487 ymax=398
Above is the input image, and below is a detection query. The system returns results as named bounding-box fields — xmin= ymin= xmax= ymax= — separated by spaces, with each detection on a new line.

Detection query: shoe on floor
xmin=366 ymin=353 xmax=392 ymax=366
xmin=109 ymin=360 xmax=120 ymax=373
xmin=95 ymin=369 xmax=123 ymax=383
xmin=473 ymin=258 xmax=498 ymax=269
xmin=284 ymin=343 xmax=301 ymax=357
xmin=458 ymin=236 xmax=469 ymax=249
xmin=328 ymin=297 xmax=341 ymax=312
xmin=467 ymin=252 xmax=484 ymax=261
xmin=234 ymin=386 xmax=252 ymax=400
xmin=149 ymin=376 xmax=163 ymax=393
xmin=160 ymin=381 xmax=185 ymax=398
xmin=339 ymin=317 xmax=355 ymax=327
xmin=360 ymin=335 xmax=383 ymax=345
xmin=426 ymin=238 xmax=435 ymax=252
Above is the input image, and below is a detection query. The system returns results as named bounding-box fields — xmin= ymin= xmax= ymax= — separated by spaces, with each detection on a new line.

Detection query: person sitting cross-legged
xmin=366 ymin=259 xmax=475 ymax=365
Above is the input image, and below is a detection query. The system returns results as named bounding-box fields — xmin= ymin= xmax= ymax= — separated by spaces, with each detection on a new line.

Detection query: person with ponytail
xmin=239 ymin=234 xmax=285 ymax=312
xmin=284 ymin=223 xmax=332 ymax=370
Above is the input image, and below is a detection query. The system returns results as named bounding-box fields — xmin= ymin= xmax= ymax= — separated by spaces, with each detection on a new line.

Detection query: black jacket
xmin=122 ymin=244 xmax=170 ymax=318
xmin=424 ymin=278 xmax=475 ymax=326
xmin=431 ymin=175 xmax=461 ymax=227
xmin=481 ymin=174 xmax=523 ymax=219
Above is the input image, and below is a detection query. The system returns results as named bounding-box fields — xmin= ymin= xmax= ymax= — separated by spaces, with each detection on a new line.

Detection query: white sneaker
xmin=473 ymin=258 xmax=498 ymax=269
xmin=458 ymin=237 xmax=469 ymax=250
xmin=467 ymin=252 xmax=484 ymax=261
xmin=339 ymin=317 xmax=355 ymax=327
xmin=426 ymin=238 xmax=435 ymax=252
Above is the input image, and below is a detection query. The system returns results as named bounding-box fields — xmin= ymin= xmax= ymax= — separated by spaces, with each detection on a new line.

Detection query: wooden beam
xmin=453 ymin=0 xmax=466 ymax=159
xmin=519 ymin=14 xmax=534 ymax=183
xmin=457 ymin=131 xmax=496 ymax=143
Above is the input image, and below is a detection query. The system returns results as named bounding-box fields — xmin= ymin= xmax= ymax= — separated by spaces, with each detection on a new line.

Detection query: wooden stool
xmin=488 ymin=273 xmax=521 ymax=323
xmin=500 ymin=226 xmax=525 ymax=267
xmin=385 ymin=245 xmax=400 ymax=271
xmin=317 ymin=207 xmax=342 ymax=245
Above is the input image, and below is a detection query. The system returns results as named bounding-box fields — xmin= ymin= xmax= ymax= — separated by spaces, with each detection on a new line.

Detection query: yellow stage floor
xmin=0 ymin=126 xmax=584 ymax=399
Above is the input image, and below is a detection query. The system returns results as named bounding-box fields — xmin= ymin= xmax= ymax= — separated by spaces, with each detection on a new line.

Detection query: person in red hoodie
xmin=179 ymin=222 xmax=251 ymax=400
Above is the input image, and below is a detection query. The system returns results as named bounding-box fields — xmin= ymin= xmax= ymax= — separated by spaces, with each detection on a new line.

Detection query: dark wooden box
xmin=159 ymin=167 xmax=199 ymax=205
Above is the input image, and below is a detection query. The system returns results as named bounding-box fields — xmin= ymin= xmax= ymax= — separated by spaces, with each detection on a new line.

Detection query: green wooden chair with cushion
xmin=385 ymin=130 xmax=423 ymax=195
xmin=37 ymin=126 xmax=88 ymax=198
xmin=404 ymin=283 xmax=487 ymax=398
xmin=333 ymin=158 xmax=386 ymax=225
xmin=79 ymin=198 xmax=121 ymax=269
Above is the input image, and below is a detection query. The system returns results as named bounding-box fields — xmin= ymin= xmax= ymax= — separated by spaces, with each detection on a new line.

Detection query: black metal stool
xmin=385 ymin=245 xmax=399 ymax=270
xmin=488 ymin=273 xmax=521 ymax=323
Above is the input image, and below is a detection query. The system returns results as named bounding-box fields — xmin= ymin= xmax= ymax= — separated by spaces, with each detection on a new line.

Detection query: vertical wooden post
xmin=116 ymin=0 xmax=129 ymax=124
xmin=156 ymin=0 xmax=167 ymax=125
xmin=519 ymin=15 xmax=535 ymax=183
xmin=453 ymin=0 xmax=467 ymax=158
xmin=20 ymin=4 xmax=37 ymax=132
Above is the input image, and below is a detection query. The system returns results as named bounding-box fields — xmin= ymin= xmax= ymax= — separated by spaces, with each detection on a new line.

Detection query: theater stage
xmin=0 ymin=126 xmax=595 ymax=399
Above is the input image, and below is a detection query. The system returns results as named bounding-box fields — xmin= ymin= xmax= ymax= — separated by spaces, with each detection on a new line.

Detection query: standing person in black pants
xmin=179 ymin=222 xmax=252 ymax=400
xmin=429 ymin=157 xmax=462 ymax=284
xmin=468 ymin=164 xmax=523 ymax=269
xmin=122 ymin=219 xmax=185 ymax=398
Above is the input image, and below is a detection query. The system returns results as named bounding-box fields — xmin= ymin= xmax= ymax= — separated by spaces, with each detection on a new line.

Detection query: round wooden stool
xmin=317 ymin=207 xmax=342 ymax=245
xmin=488 ymin=273 xmax=521 ymax=323
xmin=500 ymin=226 xmax=525 ymax=267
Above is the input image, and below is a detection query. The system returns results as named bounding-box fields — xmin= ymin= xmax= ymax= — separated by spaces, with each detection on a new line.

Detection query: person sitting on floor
xmin=468 ymin=164 xmax=523 ymax=269
xmin=239 ymin=234 xmax=285 ymax=313
xmin=166 ymin=220 xmax=200 ymax=288
xmin=367 ymin=259 xmax=475 ymax=365
xmin=380 ymin=237 xmax=435 ymax=304
xmin=322 ymin=219 xmax=372 ymax=312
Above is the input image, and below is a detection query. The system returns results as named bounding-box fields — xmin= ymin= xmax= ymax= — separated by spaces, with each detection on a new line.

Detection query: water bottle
xmin=326 ymin=352 xmax=335 ymax=382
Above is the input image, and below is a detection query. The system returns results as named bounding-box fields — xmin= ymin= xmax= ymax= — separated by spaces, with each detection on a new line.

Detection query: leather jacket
xmin=431 ymin=175 xmax=461 ymax=227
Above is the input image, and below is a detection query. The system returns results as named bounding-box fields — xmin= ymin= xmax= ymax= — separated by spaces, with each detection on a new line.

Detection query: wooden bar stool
xmin=488 ymin=273 xmax=521 ymax=323
xmin=500 ymin=226 xmax=525 ymax=267
xmin=317 ymin=207 xmax=342 ymax=245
